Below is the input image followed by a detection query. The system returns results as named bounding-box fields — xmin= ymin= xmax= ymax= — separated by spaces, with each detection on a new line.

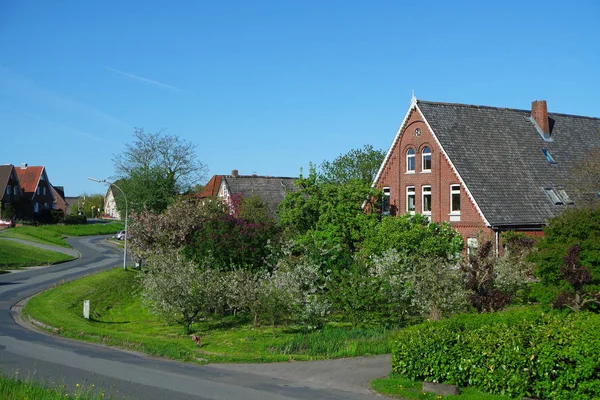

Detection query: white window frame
xmin=421 ymin=146 xmax=432 ymax=172
xmin=406 ymin=186 xmax=416 ymax=214
xmin=450 ymin=184 xmax=461 ymax=221
xmin=406 ymin=148 xmax=416 ymax=173
xmin=422 ymin=185 xmax=432 ymax=215
xmin=382 ymin=187 xmax=391 ymax=216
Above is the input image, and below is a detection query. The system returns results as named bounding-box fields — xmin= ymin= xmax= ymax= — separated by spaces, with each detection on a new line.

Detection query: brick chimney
xmin=231 ymin=169 xmax=238 ymax=177
xmin=531 ymin=100 xmax=550 ymax=135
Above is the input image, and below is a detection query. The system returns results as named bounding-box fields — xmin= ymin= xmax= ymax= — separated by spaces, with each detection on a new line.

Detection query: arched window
xmin=422 ymin=146 xmax=432 ymax=172
xmin=406 ymin=148 xmax=415 ymax=173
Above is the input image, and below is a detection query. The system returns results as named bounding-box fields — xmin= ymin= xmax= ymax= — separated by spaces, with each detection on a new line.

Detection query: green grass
xmin=0 ymin=222 xmax=125 ymax=247
xmin=0 ymin=239 xmax=75 ymax=270
xmin=0 ymin=373 xmax=115 ymax=399
xmin=371 ymin=375 xmax=516 ymax=400
xmin=24 ymin=268 xmax=397 ymax=363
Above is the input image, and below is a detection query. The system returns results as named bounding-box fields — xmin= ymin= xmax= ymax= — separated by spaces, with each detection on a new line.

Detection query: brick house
xmin=15 ymin=163 xmax=57 ymax=220
xmin=373 ymin=96 xmax=600 ymax=253
xmin=0 ymin=164 xmax=24 ymax=221
xmin=51 ymin=185 xmax=69 ymax=214
xmin=197 ymin=170 xmax=297 ymax=217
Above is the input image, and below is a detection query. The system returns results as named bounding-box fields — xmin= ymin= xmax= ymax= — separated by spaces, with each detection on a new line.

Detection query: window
xmin=382 ymin=187 xmax=391 ymax=216
xmin=406 ymin=186 xmax=415 ymax=214
xmin=422 ymin=146 xmax=432 ymax=171
xmin=44 ymin=202 xmax=49 ymax=209
xmin=13 ymin=186 xmax=17 ymax=195
xmin=541 ymin=148 xmax=557 ymax=164
xmin=43 ymin=186 xmax=46 ymax=195
xmin=34 ymin=202 xmax=39 ymax=213
xmin=558 ymin=189 xmax=574 ymax=205
xmin=467 ymin=238 xmax=478 ymax=255
xmin=450 ymin=184 xmax=461 ymax=221
xmin=422 ymin=185 xmax=432 ymax=214
xmin=543 ymin=188 xmax=563 ymax=205
xmin=36 ymin=187 xmax=39 ymax=195
xmin=406 ymin=148 xmax=415 ymax=173
xmin=6 ymin=186 xmax=10 ymax=195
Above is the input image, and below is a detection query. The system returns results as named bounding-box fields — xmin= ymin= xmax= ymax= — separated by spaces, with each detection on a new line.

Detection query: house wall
xmin=104 ymin=189 xmax=121 ymax=219
xmin=376 ymin=107 xmax=493 ymax=245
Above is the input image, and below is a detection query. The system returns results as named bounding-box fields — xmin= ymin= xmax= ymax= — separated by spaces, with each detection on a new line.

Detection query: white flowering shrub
xmin=139 ymin=250 xmax=216 ymax=334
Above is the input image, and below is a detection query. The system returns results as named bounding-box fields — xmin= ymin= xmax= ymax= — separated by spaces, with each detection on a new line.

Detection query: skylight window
xmin=544 ymin=188 xmax=563 ymax=205
xmin=558 ymin=189 xmax=574 ymax=205
xmin=541 ymin=148 xmax=557 ymax=164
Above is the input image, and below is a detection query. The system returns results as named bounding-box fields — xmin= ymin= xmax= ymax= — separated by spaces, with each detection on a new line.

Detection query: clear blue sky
xmin=1 ymin=1 xmax=599 ymax=197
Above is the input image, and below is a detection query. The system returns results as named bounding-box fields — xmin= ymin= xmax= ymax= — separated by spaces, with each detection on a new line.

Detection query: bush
xmin=391 ymin=309 xmax=600 ymax=399
xmin=532 ymin=207 xmax=600 ymax=285
xmin=62 ymin=215 xmax=87 ymax=225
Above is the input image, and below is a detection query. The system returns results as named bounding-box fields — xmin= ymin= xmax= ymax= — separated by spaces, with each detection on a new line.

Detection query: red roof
xmin=15 ymin=166 xmax=44 ymax=195
xmin=197 ymin=175 xmax=222 ymax=198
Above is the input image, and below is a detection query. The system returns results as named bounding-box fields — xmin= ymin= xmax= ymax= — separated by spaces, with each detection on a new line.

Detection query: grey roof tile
xmin=417 ymin=100 xmax=600 ymax=226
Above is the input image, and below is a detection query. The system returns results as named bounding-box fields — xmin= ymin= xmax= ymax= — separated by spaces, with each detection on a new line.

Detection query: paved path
xmin=0 ymin=236 xmax=80 ymax=257
xmin=0 ymin=235 xmax=391 ymax=400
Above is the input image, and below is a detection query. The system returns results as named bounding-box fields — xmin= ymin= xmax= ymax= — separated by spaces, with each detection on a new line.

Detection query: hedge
xmin=392 ymin=309 xmax=600 ymax=399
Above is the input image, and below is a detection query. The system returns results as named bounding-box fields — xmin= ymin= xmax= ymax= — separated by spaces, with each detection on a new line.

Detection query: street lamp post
xmin=89 ymin=177 xmax=128 ymax=270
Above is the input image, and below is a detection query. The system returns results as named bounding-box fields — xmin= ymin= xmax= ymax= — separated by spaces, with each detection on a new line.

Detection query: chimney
xmin=20 ymin=163 xmax=28 ymax=169
xmin=231 ymin=169 xmax=238 ymax=177
xmin=531 ymin=100 xmax=550 ymax=135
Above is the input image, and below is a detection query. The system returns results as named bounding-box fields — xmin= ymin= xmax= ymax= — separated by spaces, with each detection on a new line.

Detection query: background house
xmin=14 ymin=163 xmax=57 ymax=221
xmin=198 ymin=170 xmax=297 ymax=217
xmin=103 ymin=185 xmax=121 ymax=219
xmin=51 ymin=185 xmax=69 ymax=214
xmin=0 ymin=164 xmax=24 ymax=220
xmin=373 ymin=96 xmax=600 ymax=253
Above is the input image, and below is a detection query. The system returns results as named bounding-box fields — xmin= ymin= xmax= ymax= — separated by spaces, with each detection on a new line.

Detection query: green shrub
xmin=62 ymin=215 xmax=88 ymax=225
xmin=391 ymin=309 xmax=600 ymax=399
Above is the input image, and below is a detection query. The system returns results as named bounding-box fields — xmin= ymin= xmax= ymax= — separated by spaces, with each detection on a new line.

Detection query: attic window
xmin=541 ymin=149 xmax=557 ymax=164
xmin=543 ymin=188 xmax=563 ymax=205
xmin=558 ymin=189 xmax=574 ymax=205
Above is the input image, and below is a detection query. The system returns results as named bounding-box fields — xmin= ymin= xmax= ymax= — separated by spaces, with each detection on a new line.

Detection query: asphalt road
xmin=0 ymin=235 xmax=390 ymax=399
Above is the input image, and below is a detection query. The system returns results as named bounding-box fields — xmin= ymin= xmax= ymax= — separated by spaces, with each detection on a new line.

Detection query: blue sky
xmin=1 ymin=1 xmax=599 ymax=196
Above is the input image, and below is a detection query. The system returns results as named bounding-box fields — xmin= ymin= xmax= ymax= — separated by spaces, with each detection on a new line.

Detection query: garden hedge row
xmin=392 ymin=309 xmax=600 ymax=399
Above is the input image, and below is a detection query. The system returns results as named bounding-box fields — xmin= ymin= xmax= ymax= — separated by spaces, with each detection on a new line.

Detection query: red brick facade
xmin=375 ymin=107 xmax=493 ymax=245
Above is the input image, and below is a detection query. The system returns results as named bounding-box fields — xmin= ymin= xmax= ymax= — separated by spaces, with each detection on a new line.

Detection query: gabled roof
xmin=198 ymin=173 xmax=298 ymax=216
xmin=51 ymin=185 xmax=68 ymax=206
xmin=198 ymin=175 xmax=222 ymax=197
xmin=15 ymin=165 xmax=44 ymax=196
xmin=415 ymin=100 xmax=600 ymax=227
xmin=222 ymin=175 xmax=298 ymax=216
xmin=0 ymin=165 xmax=16 ymax=194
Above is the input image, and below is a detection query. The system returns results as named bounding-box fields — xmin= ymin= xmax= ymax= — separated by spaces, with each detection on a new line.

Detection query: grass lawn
xmin=0 ymin=373 xmax=112 ymax=400
xmin=0 ymin=222 xmax=125 ymax=247
xmin=24 ymin=268 xmax=396 ymax=364
xmin=0 ymin=239 xmax=75 ymax=271
xmin=371 ymin=375 xmax=515 ymax=400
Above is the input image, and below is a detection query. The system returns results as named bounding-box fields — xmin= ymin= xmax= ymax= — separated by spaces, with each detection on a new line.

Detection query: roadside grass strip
xmin=0 ymin=373 xmax=114 ymax=400
xmin=0 ymin=239 xmax=75 ymax=271
xmin=371 ymin=375 xmax=515 ymax=400
xmin=1 ymin=222 xmax=125 ymax=248
xmin=24 ymin=268 xmax=396 ymax=363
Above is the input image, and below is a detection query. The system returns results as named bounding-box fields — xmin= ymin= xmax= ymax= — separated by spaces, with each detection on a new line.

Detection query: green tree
xmin=319 ymin=144 xmax=385 ymax=185
xmin=117 ymin=166 xmax=175 ymax=214
xmin=113 ymin=128 xmax=208 ymax=213
xmin=278 ymin=166 xmax=381 ymax=270
xmin=77 ymin=193 xmax=104 ymax=218
xmin=531 ymin=207 xmax=600 ymax=285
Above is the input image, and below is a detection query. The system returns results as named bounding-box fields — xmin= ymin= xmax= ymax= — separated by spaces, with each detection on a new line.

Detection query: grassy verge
xmin=0 ymin=239 xmax=75 ymax=271
xmin=371 ymin=375 xmax=515 ymax=399
xmin=0 ymin=222 xmax=124 ymax=247
xmin=24 ymin=268 xmax=396 ymax=363
xmin=0 ymin=373 xmax=113 ymax=400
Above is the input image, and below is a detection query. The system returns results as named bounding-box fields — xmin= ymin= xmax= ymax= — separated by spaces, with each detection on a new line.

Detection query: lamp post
xmin=89 ymin=177 xmax=128 ymax=270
